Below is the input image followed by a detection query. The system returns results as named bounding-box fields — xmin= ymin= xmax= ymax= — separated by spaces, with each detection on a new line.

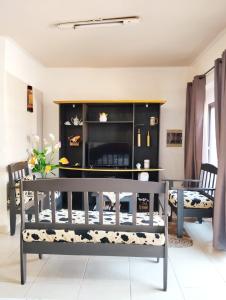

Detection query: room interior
xmin=0 ymin=0 xmax=226 ymax=299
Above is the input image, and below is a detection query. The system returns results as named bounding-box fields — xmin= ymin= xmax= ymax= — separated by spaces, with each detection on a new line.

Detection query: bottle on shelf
xmin=137 ymin=128 xmax=141 ymax=147
xmin=147 ymin=130 xmax=151 ymax=147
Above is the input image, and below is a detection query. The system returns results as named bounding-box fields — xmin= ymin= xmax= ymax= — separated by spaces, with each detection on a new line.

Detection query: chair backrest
xmin=8 ymin=161 xmax=29 ymax=184
xmin=199 ymin=163 xmax=218 ymax=199
xmin=21 ymin=178 xmax=169 ymax=234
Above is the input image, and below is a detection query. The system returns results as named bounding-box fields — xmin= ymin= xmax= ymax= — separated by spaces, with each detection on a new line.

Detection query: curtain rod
xmin=204 ymin=66 xmax=215 ymax=76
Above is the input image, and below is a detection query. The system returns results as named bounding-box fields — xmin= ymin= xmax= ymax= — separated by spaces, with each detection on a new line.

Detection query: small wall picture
xmin=167 ymin=129 xmax=182 ymax=147
xmin=27 ymin=85 xmax=33 ymax=112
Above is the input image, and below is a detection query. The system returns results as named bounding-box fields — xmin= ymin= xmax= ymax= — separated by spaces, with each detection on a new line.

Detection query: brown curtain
xmin=213 ymin=50 xmax=226 ymax=250
xmin=184 ymin=76 xmax=206 ymax=180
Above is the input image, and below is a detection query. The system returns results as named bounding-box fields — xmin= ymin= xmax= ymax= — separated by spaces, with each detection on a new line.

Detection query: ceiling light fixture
xmin=56 ymin=16 xmax=140 ymax=30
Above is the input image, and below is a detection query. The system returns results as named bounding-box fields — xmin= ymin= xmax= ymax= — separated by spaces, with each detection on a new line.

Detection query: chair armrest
xmin=172 ymin=187 xmax=215 ymax=191
xmin=164 ymin=179 xmax=200 ymax=189
xmin=164 ymin=179 xmax=200 ymax=183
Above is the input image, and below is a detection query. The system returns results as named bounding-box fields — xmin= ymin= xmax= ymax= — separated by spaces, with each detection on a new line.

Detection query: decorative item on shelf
xmin=138 ymin=172 xmax=149 ymax=181
xmin=146 ymin=130 xmax=151 ymax=147
xmin=27 ymin=133 xmax=69 ymax=178
xmin=68 ymin=135 xmax=81 ymax=147
xmin=71 ymin=115 xmax=83 ymax=126
xmin=74 ymin=162 xmax=80 ymax=167
xmin=136 ymin=162 xmax=141 ymax=169
xmin=167 ymin=129 xmax=182 ymax=147
xmin=137 ymin=197 xmax=149 ymax=212
xmin=137 ymin=128 xmax=141 ymax=147
xmin=64 ymin=121 xmax=71 ymax=126
xmin=144 ymin=159 xmax=150 ymax=169
xmin=150 ymin=116 xmax=158 ymax=126
xmin=99 ymin=112 xmax=108 ymax=122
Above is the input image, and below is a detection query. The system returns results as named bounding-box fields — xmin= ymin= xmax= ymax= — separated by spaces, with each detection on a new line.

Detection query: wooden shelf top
xmin=60 ymin=167 xmax=164 ymax=172
xmin=54 ymin=99 xmax=166 ymax=105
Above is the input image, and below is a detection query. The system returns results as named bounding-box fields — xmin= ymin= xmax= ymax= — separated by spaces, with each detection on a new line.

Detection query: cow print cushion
xmin=31 ymin=209 xmax=164 ymax=226
xmin=14 ymin=175 xmax=34 ymax=206
xmin=23 ymin=209 xmax=165 ymax=246
xmin=169 ymin=190 xmax=213 ymax=209
xmin=23 ymin=229 xmax=165 ymax=246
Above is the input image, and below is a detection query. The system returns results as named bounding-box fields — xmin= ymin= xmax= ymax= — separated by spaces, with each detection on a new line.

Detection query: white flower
xmin=28 ymin=163 xmax=35 ymax=170
xmin=54 ymin=142 xmax=61 ymax=150
xmin=26 ymin=148 xmax=32 ymax=155
xmin=33 ymin=135 xmax=40 ymax=143
xmin=49 ymin=133 xmax=55 ymax=141
xmin=43 ymin=138 xmax=48 ymax=146
xmin=45 ymin=146 xmax=52 ymax=155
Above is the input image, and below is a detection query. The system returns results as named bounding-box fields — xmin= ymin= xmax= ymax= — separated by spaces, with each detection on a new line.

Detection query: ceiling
xmin=0 ymin=0 xmax=226 ymax=67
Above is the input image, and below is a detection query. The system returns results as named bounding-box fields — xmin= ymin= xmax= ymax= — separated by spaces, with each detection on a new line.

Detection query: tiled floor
xmin=0 ymin=219 xmax=226 ymax=299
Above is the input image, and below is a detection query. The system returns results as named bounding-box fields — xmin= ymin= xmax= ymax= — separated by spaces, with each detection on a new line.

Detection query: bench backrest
xmin=21 ymin=178 xmax=168 ymax=234
xmin=199 ymin=163 xmax=218 ymax=200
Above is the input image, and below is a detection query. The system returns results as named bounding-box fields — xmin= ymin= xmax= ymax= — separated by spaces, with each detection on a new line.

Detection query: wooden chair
xmin=8 ymin=161 xmax=63 ymax=235
xmin=8 ymin=161 xmax=34 ymax=235
xmin=167 ymin=163 xmax=217 ymax=238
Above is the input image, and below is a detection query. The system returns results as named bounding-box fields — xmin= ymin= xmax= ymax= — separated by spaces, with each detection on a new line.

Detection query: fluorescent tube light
xmin=56 ymin=16 xmax=140 ymax=30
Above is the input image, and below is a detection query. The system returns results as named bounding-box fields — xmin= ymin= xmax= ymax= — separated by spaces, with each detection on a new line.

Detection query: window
xmin=203 ymin=73 xmax=217 ymax=166
xmin=208 ymin=103 xmax=217 ymax=166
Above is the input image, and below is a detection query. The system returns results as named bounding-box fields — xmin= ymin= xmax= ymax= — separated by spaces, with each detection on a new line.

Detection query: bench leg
xmin=39 ymin=254 xmax=43 ymax=259
xmin=197 ymin=217 xmax=203 ymax=224
xmin=10 ymin=206 xmax=16 ymax=236
xmin=27 ymin=214 xmax=32 ymax=222
xmin=20 ymin=239 xmax=27 ymax=284
xmin=176 ymin=190 xmax=184 ymax=238
xmin=163 ymin=248 xmax=168 ymax=291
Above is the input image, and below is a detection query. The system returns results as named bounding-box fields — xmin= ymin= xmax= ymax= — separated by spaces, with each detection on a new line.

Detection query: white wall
xmin=191 ymin=28 xmax=226 ymax=75
xmin=43 ymin=67 xmax=191 ymax=179
xmin=0 ymin=37 xmax=44 ymax=233
xmin=0 ymin=37 xmax=8 ymax=231
xmin=5 ymin=38 xmax=45 ymax=90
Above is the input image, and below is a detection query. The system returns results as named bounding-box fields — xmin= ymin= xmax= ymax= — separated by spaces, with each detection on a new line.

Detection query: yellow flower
xmin=59 ymin=157 xmax=69 ymax=165
xmin=28 ymin=156 xmax=37 ymax=165
xmin=45 ymin=165 xmax=52 ymax=173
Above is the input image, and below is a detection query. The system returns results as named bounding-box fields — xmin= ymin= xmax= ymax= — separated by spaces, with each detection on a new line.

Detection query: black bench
xmin=167 ymin=163 xmax=217 ymax=237
xmin=20 ymin=178 xmax=169 ymax=290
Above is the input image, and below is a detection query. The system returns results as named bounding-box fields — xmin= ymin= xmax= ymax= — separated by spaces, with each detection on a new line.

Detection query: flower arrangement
xmin=28 ymin=133 xmax=69 ymax=178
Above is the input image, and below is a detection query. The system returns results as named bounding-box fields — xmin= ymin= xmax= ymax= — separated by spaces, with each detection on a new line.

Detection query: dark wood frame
xmin=168 ymin=163 xmax=217 ymax=237
xmin=20 ymin=178 xmax=169 ymax=291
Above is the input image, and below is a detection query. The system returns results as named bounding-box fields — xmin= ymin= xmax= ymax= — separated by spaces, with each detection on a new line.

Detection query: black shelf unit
xmin=57 ymin=101 xmax=164 ymax=209
xmin=59 ymin=102 xmax=161 ymax=178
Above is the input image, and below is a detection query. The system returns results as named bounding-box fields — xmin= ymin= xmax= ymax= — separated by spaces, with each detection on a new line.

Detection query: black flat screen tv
xmin=87 ymin=142 xmax=131 ymax=168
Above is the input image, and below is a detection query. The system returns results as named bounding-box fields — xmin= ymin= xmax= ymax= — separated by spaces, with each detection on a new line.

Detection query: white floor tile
xmin=84 ymin=256 xmax=129 ymax=281
xmin=182 ymin=286 xmax=226 ymax=300
xmin=77 ymin=279 xmax=130 ymax=300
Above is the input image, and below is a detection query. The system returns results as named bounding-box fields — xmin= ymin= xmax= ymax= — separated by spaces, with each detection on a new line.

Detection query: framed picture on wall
xmin=27 ymin=85 xmax=33 ymax=112
xmin=167 ymin=129 xmax=182 ymax=147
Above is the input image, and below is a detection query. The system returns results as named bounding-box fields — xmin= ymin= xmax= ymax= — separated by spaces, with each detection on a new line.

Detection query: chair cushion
xmin=168 ymin=190 xmax=213 ymax=209
xmin=22 ymin=209 xmax=165 ymax=246
xmin=15 ymin=175 xmax=34 ymax=206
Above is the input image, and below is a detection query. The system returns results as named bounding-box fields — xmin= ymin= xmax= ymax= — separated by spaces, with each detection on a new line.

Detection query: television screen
xmin=87 ymin=142 xmax=131 ymax=168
